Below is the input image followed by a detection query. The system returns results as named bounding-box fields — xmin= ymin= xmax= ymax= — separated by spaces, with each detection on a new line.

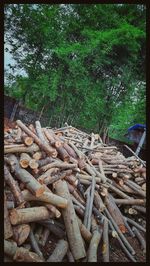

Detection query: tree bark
xmin=12 ymin=224 xmax=30 ymax=246
xmin=21 ymin=189 xmax=68 ymax=208
xmin=47 ymin=239 xmax=68 ymax=262
xmin=4 ymin=193 xmax=13 ymax=239
xmin=54 ymin=179 xmax=86 ymax=260
xmin=9 ymin=206 xmax=51 ymax=225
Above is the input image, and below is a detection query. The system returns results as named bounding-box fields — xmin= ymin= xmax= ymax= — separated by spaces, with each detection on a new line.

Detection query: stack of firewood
xmin=4 ymin=120 xmax=146 ymax=262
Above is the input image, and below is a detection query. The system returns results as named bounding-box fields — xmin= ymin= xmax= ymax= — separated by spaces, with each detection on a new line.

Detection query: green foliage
xmin=4 ymin=4 xmax=146 ymax=138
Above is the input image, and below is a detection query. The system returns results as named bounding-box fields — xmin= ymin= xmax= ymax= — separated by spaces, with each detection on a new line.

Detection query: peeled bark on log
xmin=13 ymin=247 xmax=44 ymax=262
xmin=21 ymin=189 xmax=68 ymax=208
xmin=132 ymin=226 xmax=146 ymax=253
xmin=114 ymin=199 xmax=145 ymax=205
xmin=19 ymin=153 xmax=31 ymax=168
xmin=102 ymin=218 xmax=109 ymax=262
xmin=54 ymin=180 xmax=86 ymax=260
xmin=4 ymin=143 xmax=40 ymax=154
xmin=4 ymin=165 xmax=24 ymax=205
xmin=9 ymin=206 xmax=51 ymax=225
xmin=4 ymin=193 xmax=13 ymax=239
xmin=87 ymin=217 xmax=102 ymax=262
xmin=12 ymin=224 xmax=30 ymax=246
xmin=16 ymin=120 xmax=57 ymax=157
xmin=47 ymin=239 xmax=68 ymax=262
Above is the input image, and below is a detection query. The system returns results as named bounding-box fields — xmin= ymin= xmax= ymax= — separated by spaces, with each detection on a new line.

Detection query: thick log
xmin=22 ymin=134 xmax=34 ymax=146
xmin=4 ymin=165 xmax=24 ymax=205
xmin=16 ymin=120 xmax=57 ymax=157
xmin=12 ymin=224 xmax=30 ymax=246
xmin=47 ymin=239 xmax=68 ymax=262
xmin=87 ymin=217 xmax=102 ymax=262
xmin=8 ymin=155 xmax=45 ymax=197
xmin=13 ymin=247 xmax=44 ymax=262
xmin=132 ymin=226 xmax=146 ymax=253
xmin=105 ymin=194 xmax=126 ymax=233
xmin=9 ymin=206 xmax=51 ymax=225
xmin=21 ymin=189 xmax=67 ymax=208
xmin=4 ymin=193 xmax=13 ymax=239
xmin=102 ymin=218 xmax=109 ymax=262
xmin=54 ymin=180 xmax=86 ymax=260
xmin=4 ymin=143 xmax=40 ymax=154
xmin=38 ymin=157 xmax=54 ymax=168
xmin=19 ymin=153 xmax=31 ymax=168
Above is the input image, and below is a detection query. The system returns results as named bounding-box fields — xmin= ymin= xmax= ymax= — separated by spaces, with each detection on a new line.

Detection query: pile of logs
xmin=4 ymin=120 xmax=146 ymax=262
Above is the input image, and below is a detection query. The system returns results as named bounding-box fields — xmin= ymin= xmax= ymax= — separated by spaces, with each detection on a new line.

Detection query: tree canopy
xmin=4 ymin=4 xmax=146 ymax=140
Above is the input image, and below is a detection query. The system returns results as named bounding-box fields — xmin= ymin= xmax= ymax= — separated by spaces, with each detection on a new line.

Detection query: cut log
xmin=63 ymin=142 xmax=78 ymax=159
xmin=47 ymin=239 xmax=68 ymax=262
xmin=21 ymin=189 xmax=67 ymax=208
xmin=102 ymin=218 xmax=109 ymax=262
xmin=12 ymin=224 xmax=30 ymax=246
xmin=32 ymin=151 xmax=42 ymax=160
xmin=4 ymin=165 xmax=24 ymax=205
xmin=9 ymin=206 xmax=51 ymax=225
xmin=4 ymin=240 xmax=17 ymax=257
xmin=13 ymin=247 xmax=44 ymax=262
xmin=77 ymin=216 xmax=92 ymax=242
xmin=4 ymin=193 xmax=13 ymax=239
xmin=54 ymin=179 xmax=86 ymax=260
xmin=29 ymin=159 xmax=39 ymax=169
xmin=22 ymin=134 xmax=34 ymax=146
xmin=19 ymin=153 xmax=31 ymax=168
xmin=94 ymin=191 xmax=105 ymax=212
xmin=4 ymin=143 xmax=40 ymax=154
xmin=114 ymin=199 xmax=145 ymax=205
xmin=87 ymin=217 xmax=102 ymax=262
xmin=16 ymin=120 xmax=57 ymax=157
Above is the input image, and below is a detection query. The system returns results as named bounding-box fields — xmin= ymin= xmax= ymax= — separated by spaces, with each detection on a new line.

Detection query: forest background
xmin=4 ymin=4 xmax=146 ymax=142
